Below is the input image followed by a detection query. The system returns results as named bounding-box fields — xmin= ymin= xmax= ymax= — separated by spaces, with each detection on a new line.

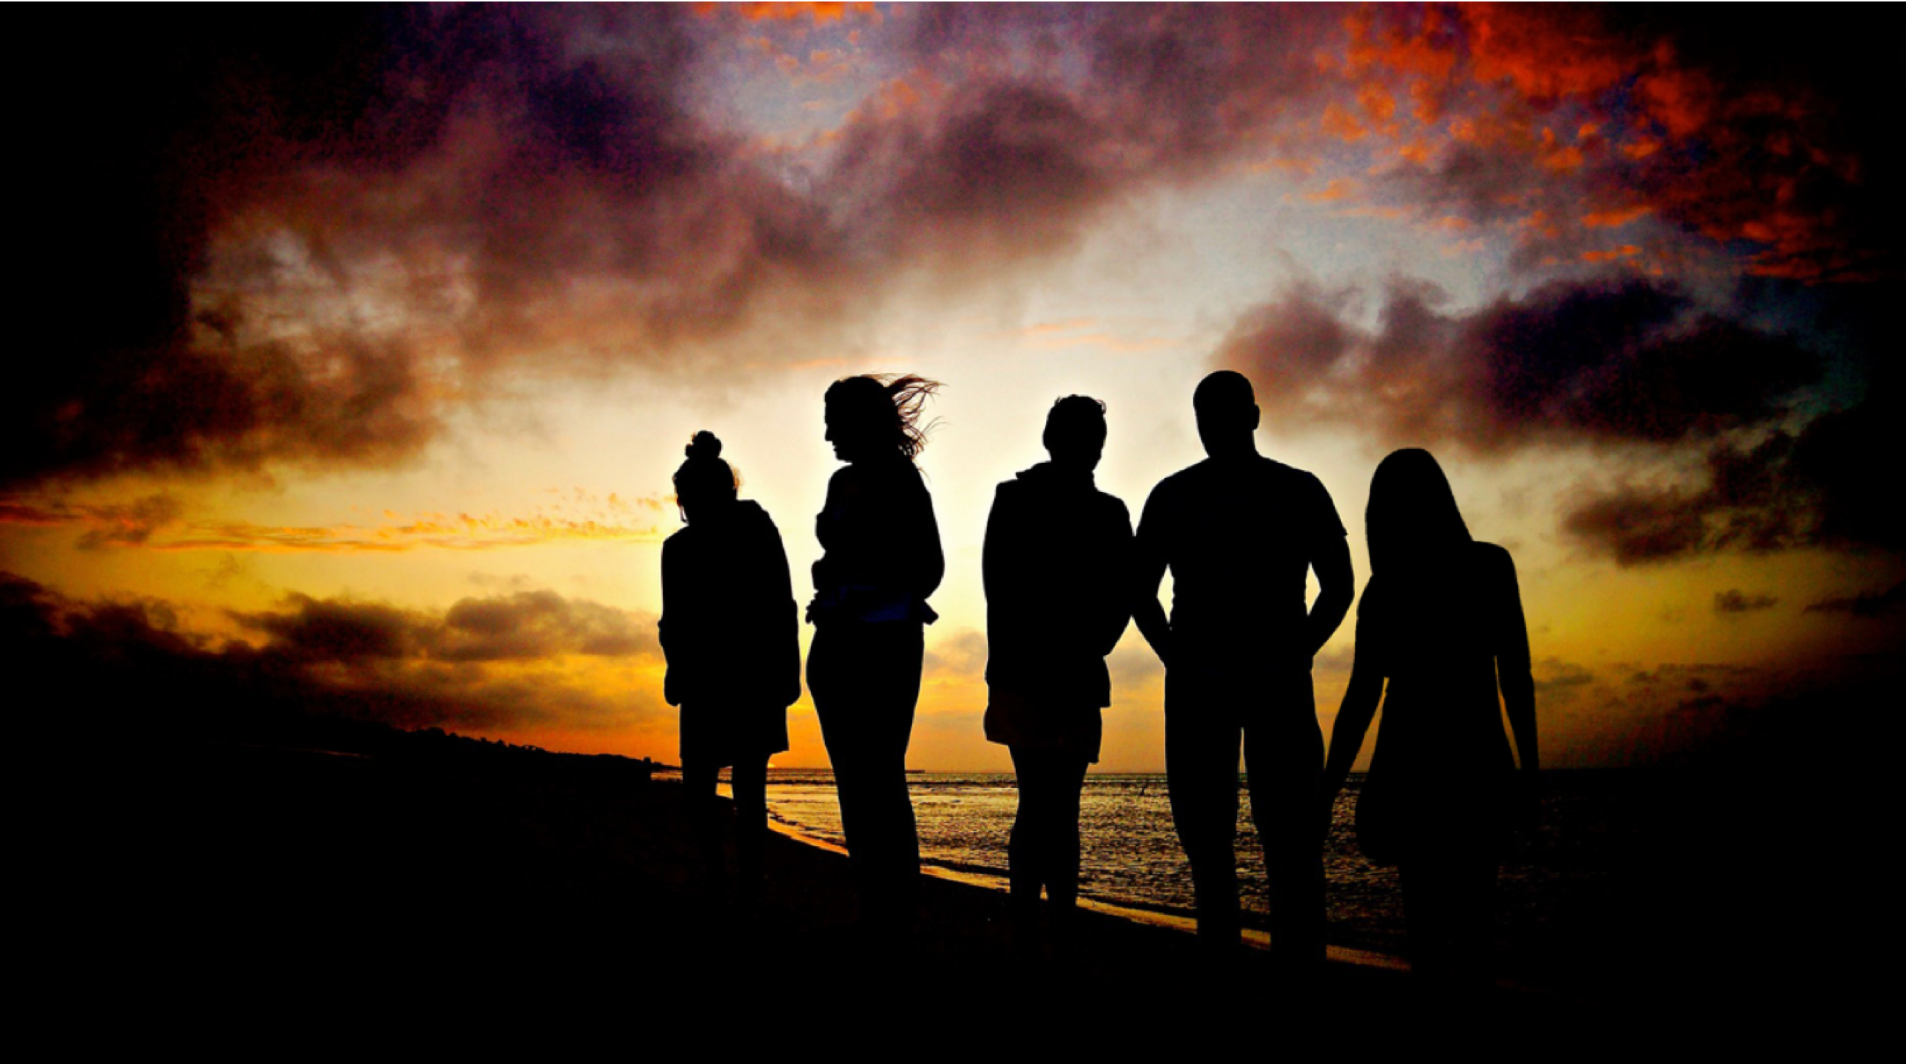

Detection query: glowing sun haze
xmin=7 ymin=3 xmax=1899 ymax=771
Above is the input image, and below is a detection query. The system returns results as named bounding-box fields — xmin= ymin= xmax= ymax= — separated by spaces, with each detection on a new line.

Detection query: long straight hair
xmin=1366 ymin=448 xmax=1471 ymax=576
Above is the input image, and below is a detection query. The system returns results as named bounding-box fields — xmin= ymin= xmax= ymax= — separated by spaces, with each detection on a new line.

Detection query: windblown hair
xmin=1044 ymin=394 xmax=1107 ymax=453
xmin=825 ymin=374 xmax=943 ymax=461
xmin=1366 ymin=448 xmax=1471 ymax=576
xmin=673 ymin=430 xmax=739 ymax=508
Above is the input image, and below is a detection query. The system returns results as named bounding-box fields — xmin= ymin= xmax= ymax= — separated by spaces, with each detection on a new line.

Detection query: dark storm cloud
xmin=1216 ymin=271 xmax=1904 ymax=565
xmin=6 ymin=570 xmax=663 ymax=737
xmin=15 ymin=4 xmax=1894 ymax=493
xmin=12 ymin=6 xmax=792 ymax=491
xmin=1560 ymin=282 xmax=1903 ymax=564
xmin=1805 ymin=582 xmax=1906 ymax=619
xmin=239 ymin=594 xmax=421 ymax=662
xmin=1356 ymin=5 xmax=1901 ymax=281
xmin=824 ymin=5 xmax=1339 ymax=269
xmin=234 ymin=588 xmax=662 ymax=666
xmin=1218 ymin=275 xmax=1822 ymax=453
xmin=1713 ymin=590 xmax=1779 ymax=615
xmin=13 ymin=4 xmax=1342 ymax=492
xmin=438 ymin=590 xmax=658 ymax=661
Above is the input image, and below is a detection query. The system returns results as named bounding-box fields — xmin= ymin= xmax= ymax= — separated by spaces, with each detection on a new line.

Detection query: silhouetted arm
xmin=911 ymin=474 xmax=945 ymax=602
xmin=1093 ymin=499 xmax=1137 ymax=657
xmin=1131 ymin=488 xmax=1173 ymax=667
xmin=660 ymin=537 xmax=685 ymax=707
xmin=981 ymin=486 xmax=1022 ymax=663
xmin=1321 ymin=586 xmax=1382 ymax=834
xmin=766 ymin=518 xmax=802 ymax=708
xmin=1493 ymin=546 xmax=1539 ymax=823
xmin=1306 ymin=533 xmax=1353 ymax=658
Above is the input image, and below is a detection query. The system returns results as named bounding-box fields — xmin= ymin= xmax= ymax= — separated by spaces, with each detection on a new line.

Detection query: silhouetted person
xmin=660 ymin=431 xmax=800 ymax=907
xmin=806 ymin=374 xmax=944 ymax=935
xmin=1133 ymin=370 xmax=1353 ymax=969
xmin=1321 ymin=449 xmax=1538 ymax=998
xmin=983 ymin=395 xmax=1134 ymax=956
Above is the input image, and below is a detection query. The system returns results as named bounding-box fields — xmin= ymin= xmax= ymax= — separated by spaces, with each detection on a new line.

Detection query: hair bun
xmin=685 ymin=430 xmax=722 ymax=461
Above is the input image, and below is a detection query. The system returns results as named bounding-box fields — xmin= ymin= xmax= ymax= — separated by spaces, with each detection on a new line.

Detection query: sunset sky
xmin=8 ymin=3 xmax=1899 ymax=771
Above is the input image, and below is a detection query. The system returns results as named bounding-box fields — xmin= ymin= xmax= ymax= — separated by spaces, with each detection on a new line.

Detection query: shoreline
xmin=84 ymin=739 xmax=1601 ymax=1022
xmin=768 ymin=804 xmax=1469 ymax=980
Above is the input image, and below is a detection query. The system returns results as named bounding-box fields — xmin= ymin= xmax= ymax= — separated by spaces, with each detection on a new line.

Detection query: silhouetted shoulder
xmin=734 ymin=499 xmax=780 ymax=536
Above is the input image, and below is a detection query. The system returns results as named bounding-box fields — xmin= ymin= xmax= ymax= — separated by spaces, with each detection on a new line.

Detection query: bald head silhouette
xmin=1193 ymin=370 xmax=1260 ymax=458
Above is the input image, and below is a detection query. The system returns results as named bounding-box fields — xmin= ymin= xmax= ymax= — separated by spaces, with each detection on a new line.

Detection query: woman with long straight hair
xmin=1321 ymin=448 xmax=1538 ymax=995
xmin=660 ymin=431 xmax=800 ymax=906
xmin=806 ymin=374 xmax=944 ymax=934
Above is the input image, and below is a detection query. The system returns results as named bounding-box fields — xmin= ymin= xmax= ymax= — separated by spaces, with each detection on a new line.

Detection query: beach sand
xmin=65 ymin=738 xmax=1599 ymax=1034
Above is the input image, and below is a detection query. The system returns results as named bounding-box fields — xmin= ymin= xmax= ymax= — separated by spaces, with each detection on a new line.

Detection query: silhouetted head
xmin=1366 ymin=448 xmax=1471 ymax=575
xmin=824 ymin=374 xmax=941 ymax=464
xmin=1043 ymin=395 xmax=1107 ymax=472
xmin=1192 ymin=370 xmax=1259 ymax=458
xmin=673 ymin=430 xmax=738 ymax=523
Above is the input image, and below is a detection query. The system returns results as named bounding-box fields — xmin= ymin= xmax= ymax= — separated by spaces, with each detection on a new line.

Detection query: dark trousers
xmin=683 ymin=755 xmax=769 ymax=899
xmin=1165 ymin=667 xmax=1325 ymax=966
xmin=1007 ymin=745 xmax=1091 ymax=932
xmin=808 ymin=622 xmax=923 ymax=927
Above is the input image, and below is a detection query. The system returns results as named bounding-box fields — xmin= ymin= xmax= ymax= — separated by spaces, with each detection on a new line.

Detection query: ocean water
xmin=761 ymin=769 xmax=1626 ymax=976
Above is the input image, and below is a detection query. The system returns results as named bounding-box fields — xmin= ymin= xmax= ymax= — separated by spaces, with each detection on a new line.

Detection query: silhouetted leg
xmin=732 ymin=752 xmax=769 ymax=905
xmin=1165 ymin=674 xmax=1243 ymax=954
xmin=1244 ymin=673 xmax=1327 ymax=974
xmin=683 ymin=759 xmax=726 ymax=899
xmin=1045 ymin=750 xmax=1089 ymax=955
xmin=1008 ymin=745 xmax=1089 ymax=954
xmin=1007 ymin=744 xmax=1048 ymax=951
xmin=810 ymin=623 xmax=922 ymax=933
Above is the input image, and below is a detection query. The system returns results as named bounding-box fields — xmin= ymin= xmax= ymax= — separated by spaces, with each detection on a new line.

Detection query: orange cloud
xmin=1306 ymin=177 xmax=1358 ymax=203
xmin=1584 ymin=205 xmax=1654 ymax=229
xmin=0 ymin=493 xmax=669 ymax=554
xmin=707 ymin=2 xmax=875 ymax=25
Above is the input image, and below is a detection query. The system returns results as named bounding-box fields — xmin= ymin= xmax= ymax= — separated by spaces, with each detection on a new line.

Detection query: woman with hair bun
xmin=806 ymin=374 xmax=944 ymax=934
xmin=661 ymin=430 xmax=800 ymax=905
xmin=1321 ymin=448 xmax=1538 ymax=996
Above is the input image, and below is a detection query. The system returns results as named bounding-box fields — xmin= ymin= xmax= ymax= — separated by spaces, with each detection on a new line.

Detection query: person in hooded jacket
xmin=983 ymin=395 xmax=1134 ymax=954
xmin=661 ymin=430 xmax=801 ymax=904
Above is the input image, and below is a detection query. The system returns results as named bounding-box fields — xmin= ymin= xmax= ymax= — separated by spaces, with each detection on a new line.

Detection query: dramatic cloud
xmin=1559 ymin=298 xmax=1902 ymax=564
xmin=1346 ymin=5 xmax=1901 ymax=279
xmin=6 ymin=570 xmax=661 ymax=738
xmin=1216 ymin=268 xmax=1904 ymax=565
xmin=0 ymin=492 xmax=666 ymax=553
xmin=1806 ymin=582 xmax=1906 ymax=619
xmin=1713 ymin=590 xmax=1779 ymax=616
xmin=16 ymin=5 xmax=1892 ymax=493
xmin=233 ymin=589 xmax=662 ymax=665
xmin=1218 ymin=275 xmax=1821 ymax=453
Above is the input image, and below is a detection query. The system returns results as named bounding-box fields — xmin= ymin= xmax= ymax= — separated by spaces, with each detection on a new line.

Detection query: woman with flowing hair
xmin=982 ymin=395 xmax=1133 ymax=956
xmin=1321 ymin=448 xmax=1538 ymax=997
xmin=806 ymin=374 xmax=944 ymax=935
xmin=660 ymin=431 xmax=800 ymax=907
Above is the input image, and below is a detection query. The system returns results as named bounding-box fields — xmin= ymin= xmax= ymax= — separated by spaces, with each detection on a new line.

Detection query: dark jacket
xmin=660 ymin=500 xmax=801 ymax=710
xmin=983 ymin=462 xmax=1134 ymax=708
xmin=810 ymin=455 xmax=944 ymax=626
